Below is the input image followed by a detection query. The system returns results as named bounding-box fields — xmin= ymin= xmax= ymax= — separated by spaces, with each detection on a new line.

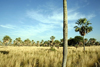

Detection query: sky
xmin=0 ymin=0 xmax=100 ymax=42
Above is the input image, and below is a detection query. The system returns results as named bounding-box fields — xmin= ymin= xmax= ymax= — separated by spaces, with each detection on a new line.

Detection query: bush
xmin=75 ymin=44 xmax=78 ymax=48
xmin=50 ymin=46 xmax=56 ymax=51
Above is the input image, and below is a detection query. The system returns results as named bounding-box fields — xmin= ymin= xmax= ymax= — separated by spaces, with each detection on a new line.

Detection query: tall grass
xmin=0 ymin=46 xmax=100 ymax=67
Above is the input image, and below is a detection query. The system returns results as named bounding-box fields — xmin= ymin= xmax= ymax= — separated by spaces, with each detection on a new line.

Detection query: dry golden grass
xmin=0 ymin=46 xmax=100 ymax=67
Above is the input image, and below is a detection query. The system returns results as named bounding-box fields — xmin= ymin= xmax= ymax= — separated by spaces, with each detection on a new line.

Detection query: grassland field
xmin=0 ymin=46 xmax=100 ymax=67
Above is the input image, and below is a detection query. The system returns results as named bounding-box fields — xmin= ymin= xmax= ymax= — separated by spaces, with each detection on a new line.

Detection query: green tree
xmin=54 ymin=40 xmax=60 ymax=46
xmin=2 ymin=35 xmax=12 ymax=46
xmin=84 ymin=38 xmax=88 ymax=45
xmin=50 ymin=36 xmax=55 ymax=42
xmin=0 ymin=41 xmax=2 ymax=45
xmin=74 ymin=18 xmax=93 ymax=51
xmin=95 ymin=41 xmax=99 ymax=45
xmin=31 ymin=40 xmax=34 ymax=46
xmin=9 ymin=39 xmax=12 ymax=46
xmin=24 ymin=39 xmax=31 ymax=46
xmin=54 ymin=40 xmax=60 ymax=48
xmin=68 ymin=38 xmax=76 ymax=46
xmin=15 ymin=37 xmax=22 ymax=46
xmin=84 ymin=38 xmax=88 ymax=43
xmin=62 ymin=0 xmax=68 ymax=67
xmin=44 ymin=41 xmax=48 ymax=46
xmin=50 ymin=36 xmax=55 ymax=46
xmin=48 ymin=40 xmax=50 ymax=47
xmin=13 ymin=40 xmax=16 ymax=46
xmin=60 ymin=39 xmax=63 ymax=43
xmin=37 ymin=41 xmax=40 ymax=47
xmin=89 ymin=38 xmax=96 ymax=45
xmin=74 ymin=36 xmax=83 ymax=43
xmin=40 ymin=40 xmax=44 ymax=46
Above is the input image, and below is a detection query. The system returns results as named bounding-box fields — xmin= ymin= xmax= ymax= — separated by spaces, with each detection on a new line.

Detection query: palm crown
xmin=74 ymin=18 xmax=93 ymax=36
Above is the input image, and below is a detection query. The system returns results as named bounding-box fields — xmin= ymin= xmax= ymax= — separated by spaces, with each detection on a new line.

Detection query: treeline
xmin=0 ymin=35 xmax=100 ymax=47
xmin=68 ymin=36 xmax=100 ymax=46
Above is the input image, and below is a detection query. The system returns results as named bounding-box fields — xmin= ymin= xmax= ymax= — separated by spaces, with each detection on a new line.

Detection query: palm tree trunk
xmin=83 ymin=36 xmax=85 ymax=51
xmin=62 ymin=0 xmax=68 ymax=67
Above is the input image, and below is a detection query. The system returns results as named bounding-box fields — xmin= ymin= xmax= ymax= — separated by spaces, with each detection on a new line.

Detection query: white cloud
xmin=26 ymin=10 xmax=63 ymax=24
xmin=68 ymin=11 xmax=96 ymax=21
xmin=26 ymin=7 xmax=96 ymax=33
xmin=0 ymin=24 xmax=15 ymax=29
xmin=87 ymin=14 xmax=96 ymax=19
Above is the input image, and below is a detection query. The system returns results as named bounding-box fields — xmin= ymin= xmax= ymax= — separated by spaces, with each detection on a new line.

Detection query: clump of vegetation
xmin=50 ymin=46 xmax=56 ymax=51
xmin=75 ymin=44 xmax=78 ymax=48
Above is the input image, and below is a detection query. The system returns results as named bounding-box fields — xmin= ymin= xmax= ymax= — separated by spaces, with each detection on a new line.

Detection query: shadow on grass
xmin=0 ymin=51 xmax=9 ymax=54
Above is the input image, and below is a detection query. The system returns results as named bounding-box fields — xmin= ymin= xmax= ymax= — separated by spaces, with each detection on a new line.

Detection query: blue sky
xmin=0 ymin=0 xmax=100 ymax=42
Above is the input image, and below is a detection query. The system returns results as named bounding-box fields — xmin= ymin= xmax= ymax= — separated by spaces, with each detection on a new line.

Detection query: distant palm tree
xmin=31 ymin=40 xmax=34 ymax=46
xmin=48 ymin=40 xmax=50 ymax=47
xmin=9 ymin=39 xmax=12 ymax=46
xmin=95 ymin=41 xmax=99 ymax=45
xmin=50 ymin=36 xmax=55 ymax=42
xmin=89 ymin=38 xmax=96 ymax=45
xmin=2 ymin=35 xmax=12 ymax=46
xmin=50 ymin=36 xmax=55 ymax=46
xmin=0 ymin=41 xmax=2 ymax=45
xmin=62 ymin=0 xmax=68 ymax=67
xmin=15 ymin=37 xmax=22 ymax=46
xmin=54 ymin=40 xmax=60 ymax=49
xmin=74 ymin=18 xmax=93 ymax=51
xmin=84 ymin=38 xmax=88 ymax=45
xmin=37 ymin=41 xmax=40 ymax=47
xmin=13 ymin=40 xmax=16 ymax=46
xmin=40 ymin=40 xmax=44 ymax=46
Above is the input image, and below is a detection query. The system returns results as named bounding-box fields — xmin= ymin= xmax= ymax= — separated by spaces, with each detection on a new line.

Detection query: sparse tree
xmin=95 ymin=41 xmax=99 ymax=45
xmin=89 ymin=38 xmax=96 ymax=45
xmin=9 ymin=39 xmax=12 ymax=46
xmin=48 ymin=40 xmax=50 ymax=47
xmin=2 ymin=35 xmax=12 ymax=46
xmin=0 ymin=41 xmax=2 ymax=45
xmin=74 ymin=18 xmax=93 ymax=51
xmin=40 ymin=40 xmax=44 ymax=46
xmin=24 ymin=39 xmax=31 ymax=46
xmin=44 ymin=41 xmax=48 ymax=46
xmin=31 ymin=40 xmax=34 ymax=46
xmin=15 ymin=37 xmax=22 ymax=46
xmin=37 ymin=41 xmax=40 ymax=47
xmin=50 ymin=36 xmax=55 ymax=47
xmin=54 ymin=40 xmax=60 ymax=49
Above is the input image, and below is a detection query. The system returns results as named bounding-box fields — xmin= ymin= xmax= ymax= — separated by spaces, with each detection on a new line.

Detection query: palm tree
xmin=48 ymin=40 xmax=50 ymax=47
xmin=89 ymin=38 xmax=96 ymax=45
xmin=74 ymin=18 xmax=93 ymax=51
xmin=24 ymin=39 xmax=31 ymax=46
xmin=40 ymin=40 xmax=44 ymax=46
xmin=50 ymin=36 xmax=55 ymax=47
xmin=54 ymin=40 xmax=60 ymax=49
xmin=84 ymin=38 xmax=88 ymax=45
xmin=31 ymin=40 xmax=34 ymax=46
xmin=37 ymin=41 xmax=40 ymax=47
xmin=2 ymin=35 xmax=12 ymax=46
xmin=95 ymin=41 xmax=99 ymax=45
xmin=15 ymin=37 xmax=22 ymax=46
xmin=0 ymin=41 xmax=2 ymax=45
xmin=62 ymin=0 xmax=68 ymax=67
xmin=44 ymin=41 xmax=48 ymax=46
xmin=9 ymin=39 xmax=12 ymax=46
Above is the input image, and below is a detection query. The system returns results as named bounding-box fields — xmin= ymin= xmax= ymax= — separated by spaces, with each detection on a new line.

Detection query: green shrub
xmin=50 ymin=47 xmax=56 ymax=51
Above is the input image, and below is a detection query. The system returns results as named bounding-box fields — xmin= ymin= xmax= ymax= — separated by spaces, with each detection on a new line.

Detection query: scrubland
xmin=0 ymin=46 xmax=100 ymax=67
